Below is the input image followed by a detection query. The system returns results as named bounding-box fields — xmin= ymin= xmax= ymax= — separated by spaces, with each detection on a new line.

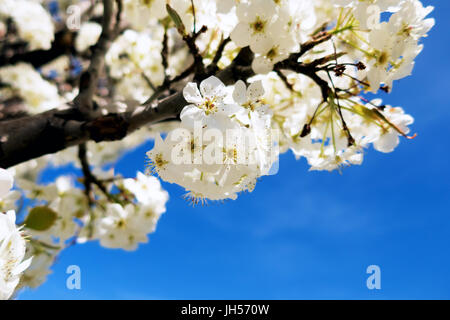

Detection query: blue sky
xmin=19 ymin=0 xmax=450 ymax=300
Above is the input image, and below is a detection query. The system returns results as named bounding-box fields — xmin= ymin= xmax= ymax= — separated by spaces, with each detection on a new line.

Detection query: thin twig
xmin=207 ymin=36 xmax=231 ymax=74
xmin=161 ymin=27 xmax=170 ymax=83
xmin=113 ymin=0 xmax=123 ymax=36
xmin=74 ymin=0 xmax=114 ymax=117
xmin=275 ymin=69 xmax=295 ymax=92
xmin=78 ymin=143 xmax=116 ymax=202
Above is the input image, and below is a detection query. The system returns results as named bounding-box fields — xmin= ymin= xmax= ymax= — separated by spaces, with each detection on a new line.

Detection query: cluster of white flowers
xmin=6 ymin=167 xmax=169 ymax=289
xmin=124 ymin=0 xmax=221 ymax=32
xmin=76 ymin=171 xmax=169 ymax=251
xmin=0 ymin=0 xmax=54 ymax=50
xmin=230 ymin=0 xmax=316 ymax=74
xmin=334 ymin=0 xmax=400 ymax=29
xmin=5 ymin=174 xmax=81 ymax=290
xmin=260 ymin=71 xmax=415 ymax=171
xmin=14 ymin=168 xmax=169 ymax=251
xmin=123 ymin=0 xmax=167 ymax=30
xmin=334 ymin=0 xmax=434 ymax=92
xmin=0 ymin=168 xmax=32 ymax=300
xmin=0 ymin=63 xmax=61 ymax=114
xmin=18 ymin=248 xmax=55 ymax=290
xmin=17 ymin=176 xmax=87 ymax=245
xmin=112 ymin=0 xmax=238 ymax=95
xmin=106 ymin=29 xmax=165 ymax=103
xmin=147 ymin=76 xmax=277 ymax=202
xmin=1 ymin=132 xmax=171 ymax=290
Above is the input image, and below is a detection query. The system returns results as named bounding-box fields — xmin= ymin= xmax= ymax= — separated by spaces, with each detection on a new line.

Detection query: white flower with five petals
xmin=181 ymin=76 xmax=242 ymax=130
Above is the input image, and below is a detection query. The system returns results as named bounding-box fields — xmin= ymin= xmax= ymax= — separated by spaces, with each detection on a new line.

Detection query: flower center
xmin=251 ymin=17 xmax=266 ymax=34
xmin=154 ymin=153 xmax=168 ymax=168
xmin=223 ymin=147 xmax=238 ymax=164
xmin=266 ymin=46 xmax=279 ymax=60
xmin=377 ymin=51 xmax=389 ymax=66
xmin=141 ymin=0 xmax=154 ymax=7
xmin=117 ymin=219 xmax=126 ymax=228
xmin=201 ymin=97 xmax=218 ymax=115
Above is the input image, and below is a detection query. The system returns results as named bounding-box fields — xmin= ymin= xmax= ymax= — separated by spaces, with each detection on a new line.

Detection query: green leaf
xmin=166 ymin=4 xmax=186 ymax=36
xmin=25 ymin=206 xmax=58 ymax=231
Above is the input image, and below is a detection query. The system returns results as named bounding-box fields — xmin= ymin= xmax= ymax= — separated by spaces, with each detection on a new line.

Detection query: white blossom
xmin=18 ymin=250 xmax=55 ymax=290
xmin=181 ymin=76 xmax=242 ymax=130
xmin=0 ymin=0 xmax=54 ymax=50
xmin=122 ymin=171 xmax=169 ymax=209
xmin=0 ymin=63 xmax=61 ymax=113
xmin=97 ymin=203 xmax=159 ymax=251
xmin=148 ymin=77 xmax=277 ymax=202
xmin=0 ymin=210 xmax=32 ymax=300
xmin=123 ymin=0 xmax=167 ymax=30
xmin=389 ymin=0 xmax=435 ymax=40
xmin=75 ymin=22 xmax=102 ymax=52
xmin=365 ymin=22 xmax=422 ymax=92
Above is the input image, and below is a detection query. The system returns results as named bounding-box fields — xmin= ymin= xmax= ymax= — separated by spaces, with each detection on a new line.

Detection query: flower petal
xmin=200 ymin=76 xmax=226 ymax=99
xmin=0 ymin=168 xmax=13 ymax=199
xmin=247 ymin=80 xmax=264 ymax=101
xmin=252 ymin=56 xmax=274 ymax=74
xmin=180 ymin=105 xmax=204 ymax=129
xmin=232 ymin=80 xmax=247 ymax=104
xmin=183 ymin=82 xmax=203 ymax=104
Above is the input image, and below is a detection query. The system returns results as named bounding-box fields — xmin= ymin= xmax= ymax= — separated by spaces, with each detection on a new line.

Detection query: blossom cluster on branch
xmin=0 ymin=0 xmax=434 ymax=298
xmin=0 ymin=169 xmax=31 ymax=299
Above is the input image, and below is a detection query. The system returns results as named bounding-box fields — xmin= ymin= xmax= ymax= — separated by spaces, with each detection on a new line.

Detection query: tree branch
xmin=0 ymin=29 xmax=75 ymax=68
xmin=0 ymin=47 xmax=254 ymax=168
xmin=78 ymin=142 xmax=115 ymax=203
xmin=0 ymin=31 xmax=342 ymax=169
xmin=74 ymin=0 xmax=114 ymax=117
